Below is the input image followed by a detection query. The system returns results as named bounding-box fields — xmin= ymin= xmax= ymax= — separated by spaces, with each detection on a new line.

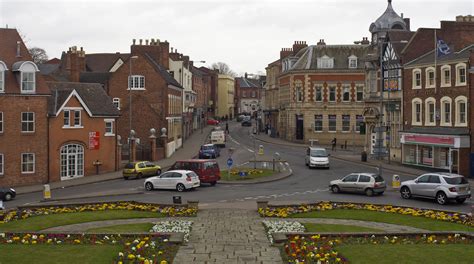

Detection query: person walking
xmin=225 ymin=122 xmax=229 ymax=134
xmin=331 ymin=137 xmax=337 ymax=151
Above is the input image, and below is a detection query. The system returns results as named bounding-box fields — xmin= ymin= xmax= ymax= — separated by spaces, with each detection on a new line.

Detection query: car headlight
xmin=10 ymin=188 xmax=16 ymax=192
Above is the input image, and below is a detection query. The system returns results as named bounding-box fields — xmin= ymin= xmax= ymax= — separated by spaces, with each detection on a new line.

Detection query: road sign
xmin=227 ymin=158 xmax=233 ymax=167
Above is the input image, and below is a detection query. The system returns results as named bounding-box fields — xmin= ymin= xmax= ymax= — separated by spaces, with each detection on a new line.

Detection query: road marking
xmin=247 ymin=148 xmax=255 ymax=153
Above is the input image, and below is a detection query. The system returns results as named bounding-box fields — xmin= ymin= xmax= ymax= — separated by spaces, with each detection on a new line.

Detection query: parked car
xmin=210 ymin=130 xmax=226 ymax=147
xmin=241 ymin=119 xmax=252 ymax=127
xmin=305 ymin=147 xmax=330 ymax=168
xmin=199 ymin=144 xmax=220 ymax=159
xmin=169 ymin=159 xmax=221 ymax=186
xmin=236 ymin=114 xmax=246 ymax=122
xmin=144 ymin=170 xmax=200 ymax=192
xmin=123 ymin=161 xmax=162 ymax=180
xmin=330 ymin=173 xmax=386 ymax=196
xmin=207 ymin=119 xmax=220 ymax=125
xmin=400 ymin=173 xmax=471 ymax=205
xmin=0 ymin=187 xmax=16 ymax=201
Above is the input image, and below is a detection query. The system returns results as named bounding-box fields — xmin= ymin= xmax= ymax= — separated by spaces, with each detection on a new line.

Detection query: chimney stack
xmin=139 ymin=39 xmax=143 ymax=45
xmin=16 ymin=41 xmax=21 ymax=57
xmin=133 ymin=39 xmax=136 ymax=45
xmin=66 ymin=45 xmax=86 ymax=82
xmin=317 ymin=39 xmax=326 ymax=46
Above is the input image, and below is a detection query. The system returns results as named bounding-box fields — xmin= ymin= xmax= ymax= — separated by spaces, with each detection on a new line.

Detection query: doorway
xmin=60 ymin=144 xmax=84 ymax=180
xmin=296 ymin=114 xmax=304 ymax=140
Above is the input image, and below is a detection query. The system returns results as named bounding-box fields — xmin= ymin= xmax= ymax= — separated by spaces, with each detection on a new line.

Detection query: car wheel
xmin=4 ymin=192 xmax=13 ymax=201
xmin=400 ymin=186 xmax=411 ymax=199
xmin=456 ymin=198 xmax=466 ymax=204
xmin=331 ymin=185 xmax=340 ymax=193
xmin=436 ymin=192 xmax=448 ymax=205
xmin=156 ymin=169 xmax=162 ymax=176
xmin=123 ymin=176 xmax=129 ymax=180
xmin=145 ymin=182 xmax=154 ymax=191
xmin=176 ymin=183 xmax=186 ymax=192
xmin=365 ymin=188 xmax=374 ymax=197
xmin=210 ymin=181 xmax=217 ymax=186
xmin=378 ymin=192 xmax=384 ymax=196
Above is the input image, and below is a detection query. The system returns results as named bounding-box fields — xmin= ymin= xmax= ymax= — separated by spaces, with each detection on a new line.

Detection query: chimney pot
xmin=16 ymin=41 xmax=21 ymax=57
xmin=139 ymin=39 xmax=143 ymax=45
xmin=133 ymin=39 xmax=136 ymax=45
xmin=145 ymin=39 xmax=149 ymax=45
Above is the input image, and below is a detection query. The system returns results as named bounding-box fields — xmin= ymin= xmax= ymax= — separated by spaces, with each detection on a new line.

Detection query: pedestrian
xmin=225 ymin=122 xmax=229 ymax=134
xmin=331 ymin=137 xmax=337 ymax=151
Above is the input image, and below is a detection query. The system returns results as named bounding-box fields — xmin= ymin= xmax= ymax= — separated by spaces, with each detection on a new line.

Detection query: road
xmin=6 ymin=121 xmax=473 ymax=214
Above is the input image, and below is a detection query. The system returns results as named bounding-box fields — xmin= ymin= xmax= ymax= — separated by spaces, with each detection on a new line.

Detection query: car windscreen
xmin=443 ymin=177 xmax=468 ymax=185
xmin=187 ymin=172 xmax=199 ymax=178
xmin=201 ymin=145 xmax=214 ymax=150
xmin=374 ymin=175 xmax=384 ymax=182
xmin=204 ymin=162 xmax=218 ymax=170
xmin=124 ymin=163 xmax=135 ymax=169
xmin=310 ymin=149 xmax=327 ymax=157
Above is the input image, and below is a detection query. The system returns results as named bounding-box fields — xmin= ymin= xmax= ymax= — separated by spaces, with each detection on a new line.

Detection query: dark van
xmin=169 ymin=159 xmax=221 ymax=185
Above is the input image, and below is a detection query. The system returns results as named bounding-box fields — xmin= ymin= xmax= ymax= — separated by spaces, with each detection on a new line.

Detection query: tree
xmin=29 ymin=47 xmax=49 ymax=65
xmin=211 ymin=62 xmax=236 ymax=77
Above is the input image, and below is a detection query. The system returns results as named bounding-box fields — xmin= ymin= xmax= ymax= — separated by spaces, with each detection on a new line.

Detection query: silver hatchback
xmin=400 ymin=173 xmax=471 ymax=205
xmin=329 ymin=173 xmax=386 ymax=196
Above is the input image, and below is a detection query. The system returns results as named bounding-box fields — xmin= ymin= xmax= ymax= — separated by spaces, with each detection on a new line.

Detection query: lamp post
xmin=129 ymin=55 xmax=138 ymax=162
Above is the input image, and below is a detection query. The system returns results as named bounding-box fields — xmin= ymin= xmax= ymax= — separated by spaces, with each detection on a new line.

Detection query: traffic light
xmin=359 ymin=122 xmax=366 ymax=135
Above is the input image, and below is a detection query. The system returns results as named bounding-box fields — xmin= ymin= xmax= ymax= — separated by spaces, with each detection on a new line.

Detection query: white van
xmin=210 ymin=130 xmax=226 ymax=148
xmin=305 ymin=147 xmax=330 ymax=169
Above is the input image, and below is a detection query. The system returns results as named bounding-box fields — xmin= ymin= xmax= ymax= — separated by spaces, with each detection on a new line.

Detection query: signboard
xmin=227 ymin=158 xmax=233 ymax=167
xmin=404 ymin=135 xmax=454 ymax=146
xmin=89 ymin=131 xmax=100 ymax=150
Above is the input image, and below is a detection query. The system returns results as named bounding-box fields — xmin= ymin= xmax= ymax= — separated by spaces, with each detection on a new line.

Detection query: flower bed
xmin=282 ymin=233 xmax=472 ymax=263
xmin=0 ymin=232 xmax=178 ymax=264
xmin=228 ymin=168 xmax=266 ymax=176
xmin=150 ymin=220 xmax=193 ymax=243
xmin=0 ymin=201 xmax=197 ymax=224
xmin=258 ymin=201 xmax=473 ymax=227
xmin=262 ymin=220 xmax=305 ymax=244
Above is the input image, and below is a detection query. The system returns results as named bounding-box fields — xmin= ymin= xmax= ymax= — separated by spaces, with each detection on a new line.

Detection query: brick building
xmin=198 ymin=67 xmax=219 ymax=118
xmin=0 ymin=28 xmax=50 ymax=186
xmin=400 ymin=16 xmax=474 ymax=177
xmin=278 ymin=40 xmax=369 ymax=146
xmin=235 ymin=73 xmax=261 ymax=116
xmin=191 ymin=66 xmax=211 ymax=130
xmin=47 ymin=82 xmax=119 ymax=181
xmin=263 ymin=59 xmax=281 ymax=136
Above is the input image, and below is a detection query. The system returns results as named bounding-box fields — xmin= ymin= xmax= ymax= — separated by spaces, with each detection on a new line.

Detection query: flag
xmin=437 ymin=38 xmax=451 ymax=57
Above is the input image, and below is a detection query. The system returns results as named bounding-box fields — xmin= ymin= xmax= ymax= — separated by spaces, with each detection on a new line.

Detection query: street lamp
xmin=129 ymin=55 xmax=138 ymax=161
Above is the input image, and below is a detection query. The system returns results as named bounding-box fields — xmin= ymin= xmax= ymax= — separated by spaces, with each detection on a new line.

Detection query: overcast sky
xmin=1 ymin=0 xmax=472 ymax=76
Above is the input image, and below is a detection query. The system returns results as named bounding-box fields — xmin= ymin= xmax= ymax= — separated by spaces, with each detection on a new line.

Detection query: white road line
xmin=247 ymin=148 xmax=255 ymax=153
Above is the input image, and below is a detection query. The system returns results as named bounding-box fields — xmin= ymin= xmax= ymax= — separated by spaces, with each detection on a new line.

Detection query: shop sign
xmin=89 ymin=131 xmax=100 ymax=150
xmin=404 ymin=134 xmax=454 ymax=146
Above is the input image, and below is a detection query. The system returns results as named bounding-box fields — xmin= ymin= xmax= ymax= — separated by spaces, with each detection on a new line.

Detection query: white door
xmin=60 ymin=144 xmax=84 ymax=180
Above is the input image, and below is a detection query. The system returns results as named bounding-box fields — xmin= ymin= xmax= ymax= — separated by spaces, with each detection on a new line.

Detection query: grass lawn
xmin=0 ymin=244 xmax=122 ymax=264
xmin=303 ymin=223 xmax=382 ymax=233
xmin=0 ymin=210 xmax=162 ymax=232
xmin=87 ymin=223 xmax=155 ymax=233
xmin=291 ymin=209 xmax=471 ymax=231
xmin=221 ymin=168 xmax=275 ymax=181
xmin=336 ymin=244 xmax=474 ymax=264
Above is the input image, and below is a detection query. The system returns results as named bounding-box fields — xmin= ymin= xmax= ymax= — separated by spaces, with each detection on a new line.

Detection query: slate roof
xmin=79 ymin=72 xmax=112 ymax=85
xmin=39 ymin=63 xmax=60 ymax=75
xmin=85 ymin=53 xmax=130 ymax=72
xmin=369 ymin=0 xmax=407 ymax=33
xmin=405 ymin=44 xmax=474 ymax=66
xmin=291 ymin=45 xmax=369 ymax=71
xmin=144 ymin=53 xmax=182 ymax=88
xmin=401 ymin=127 xmax=470 ymax=136
xmin=236 ymin=77 xmax=259 ymax=88
xmin=47 ymin=82 xmax=120 ymax=117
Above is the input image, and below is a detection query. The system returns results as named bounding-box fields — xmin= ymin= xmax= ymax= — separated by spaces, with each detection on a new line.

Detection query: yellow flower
xmin=160 ymin=261 xmax=168 ymax=264
xmin=128 ymin=254 xmax=135 ymax=260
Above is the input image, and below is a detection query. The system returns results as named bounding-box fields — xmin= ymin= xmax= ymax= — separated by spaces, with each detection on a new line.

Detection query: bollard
xmin=392 ymin=175 xmax=400 ymax=189
xmin=43 ymin=184 xmax=51 ymax=200
xmin=258 ymin=145 xmax=264 ymax=155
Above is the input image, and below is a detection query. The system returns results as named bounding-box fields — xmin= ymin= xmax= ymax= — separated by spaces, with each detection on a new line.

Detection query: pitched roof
xmin=291 ymin=45 xmax=369 ymax=71
xmin=144 ymin=53 xmax=182 ymax=88
xmin=405 ymin=44 xmax=474 ymax=66
xmin=236 ymin=77 xmax=259 ymax=88
xmin=85 ymin=53 xmax=130 ymax=72
xmin=47 ymin=82 xmax=120 ymax=117
xmin=79 ymin=72 xmax=112 ymax=85
xmin=387 ymin=31 xmax=415 ymax=55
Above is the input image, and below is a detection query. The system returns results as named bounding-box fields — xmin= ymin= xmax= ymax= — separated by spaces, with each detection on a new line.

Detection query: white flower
xmin=150 ymin=220 xmax=193 ymax=243
xmin=0 ymin=233 xmax=5 ymax=238
xmin=118 ymin=252 xmax=124 ymax=257
xmin=262 ymin=220 xmax=305 ymax=244
xmin=32 ymin=235 xmax=37 ymax=240
xmin=132 ymin=247 xmax=136 ymax=251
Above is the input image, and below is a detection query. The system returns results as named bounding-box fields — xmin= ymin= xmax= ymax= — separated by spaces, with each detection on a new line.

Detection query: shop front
xmin=400 ymin=132 xmax=470 ymax=176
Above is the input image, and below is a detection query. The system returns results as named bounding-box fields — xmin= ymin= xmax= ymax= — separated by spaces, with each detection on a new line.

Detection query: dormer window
xmin=128 ymin=75 xmax=145 ymax=90
xmin=12 ymin=61 xmax=38 ymax=94
xmin=348 ymin=55 xmax=358 ymax=69
xmin=317 ymin=56 xmax=334 ymax=69
xmin=0 ymin=61 xmax=7 ymax=93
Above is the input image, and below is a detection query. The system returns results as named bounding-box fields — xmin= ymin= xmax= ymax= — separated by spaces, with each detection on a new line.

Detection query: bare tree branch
xmin=29 ymin=47 xmax=49 ymax=65
xmin=211 ymin=62 xmax=236 ymax=77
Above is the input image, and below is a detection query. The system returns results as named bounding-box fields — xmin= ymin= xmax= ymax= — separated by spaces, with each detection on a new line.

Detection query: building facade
xmin=235 ymin=74 xmax=261 ymax=116
xmin=217 ymin=74 xmax=235 ymax=119
xmin=0 ymin=28 xmax=50 ymax=187
xmin=278 ymin=40 xmax=369 ymax=146
xmin=263 ymin=59 xmax=281 ymax=137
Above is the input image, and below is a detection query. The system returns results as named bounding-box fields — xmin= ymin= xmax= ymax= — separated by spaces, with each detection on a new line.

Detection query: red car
xmin=207 ymin=119 xmax=220 ymax=125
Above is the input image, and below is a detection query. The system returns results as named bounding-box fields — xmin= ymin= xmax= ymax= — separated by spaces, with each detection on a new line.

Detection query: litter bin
xmin=361 ymin=151 xmax=367 ymax=162
xmin=173 ymin=196 xmax=182 ymax=204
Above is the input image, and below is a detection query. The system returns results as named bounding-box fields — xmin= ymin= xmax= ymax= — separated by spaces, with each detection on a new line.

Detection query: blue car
xmin=199 ymin=144 xmax=220 ymax=159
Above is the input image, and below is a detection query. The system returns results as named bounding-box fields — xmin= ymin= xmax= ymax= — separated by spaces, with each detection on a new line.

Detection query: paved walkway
xmin=41 ymin=217 xmax=170 ymax=232
xmin=286 ymin=218 xmax=428 ymax=232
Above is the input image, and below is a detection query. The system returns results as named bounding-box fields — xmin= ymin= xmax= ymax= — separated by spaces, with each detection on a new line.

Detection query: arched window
xmin=425 ymin=67 xmax=435 ymax=88
xmin=0 ymin=61 xmax=7 ymax=93
xmin=440 ymin=96 xmax=452 ymax=126
xmin=60 ymin=144 xmax=84 ymax=179
xmin=12 ymin=61 xmax=39 ymax=93
xmin=455 ymin=63 xmax=467 ymax=86
xmin=412 ymin=69 xmax=422 ymax=89
xmin=440 ymin=65 xmax=451 ymax=87
xmin=455 ymin=96 xmax=467 ymax=126
xmin=425 ymin=97 xmax=436 ymax=126
xmin=412 ymin=98 xmax=422 ymax=125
